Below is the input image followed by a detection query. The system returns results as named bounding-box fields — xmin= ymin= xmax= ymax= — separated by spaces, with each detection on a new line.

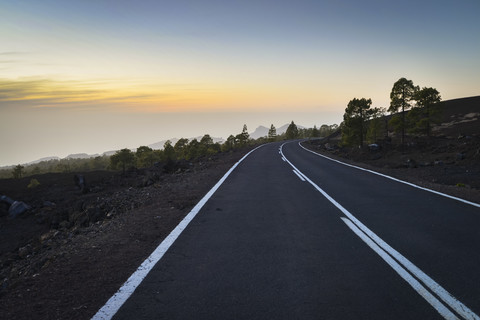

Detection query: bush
xmin=28 ymin=178 xmax=40 ymax=189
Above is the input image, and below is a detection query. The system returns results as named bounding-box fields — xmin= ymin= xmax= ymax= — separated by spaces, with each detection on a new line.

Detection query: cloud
xmin=0 ymin=78 xmax=101 ymax=101
xmin=0 ymin=77 xmax=183 ymax=112
xmin=0 ymin=51 xmax=28 ymax=56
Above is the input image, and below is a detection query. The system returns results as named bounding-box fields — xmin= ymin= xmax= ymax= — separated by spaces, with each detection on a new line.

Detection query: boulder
xmin=74 ymin=174 xmax=89 ymax=194
xmin=0 ymin=195 xmax=14 ymax=206
xmin=8 ymin=201 xmax=31 ymax=219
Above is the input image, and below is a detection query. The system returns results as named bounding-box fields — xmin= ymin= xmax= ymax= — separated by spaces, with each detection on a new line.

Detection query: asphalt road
xmin=96 ymin=141 xmax=480 ymax=320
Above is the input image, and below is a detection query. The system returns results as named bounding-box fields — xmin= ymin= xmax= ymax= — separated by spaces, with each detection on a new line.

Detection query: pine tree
xmin=268 ymin=124 xmax=277 ymax=141
xmin=285 ymin=121 xmax=299 ymax=140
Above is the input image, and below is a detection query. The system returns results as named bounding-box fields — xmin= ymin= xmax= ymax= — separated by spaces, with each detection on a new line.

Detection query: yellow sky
xmin=1 ymin=0 xmax=479 ymax=166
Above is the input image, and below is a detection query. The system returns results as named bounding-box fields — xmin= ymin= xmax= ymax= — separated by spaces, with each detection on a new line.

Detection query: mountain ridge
xmin=249 ymin=123 xmax=306 ymax=139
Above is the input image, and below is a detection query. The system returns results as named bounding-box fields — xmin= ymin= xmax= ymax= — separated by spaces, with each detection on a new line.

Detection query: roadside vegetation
xmin=340 ymin=77 xmax=443 ymax=148
xmin=1 ymin=122 xmax=338 ymax=179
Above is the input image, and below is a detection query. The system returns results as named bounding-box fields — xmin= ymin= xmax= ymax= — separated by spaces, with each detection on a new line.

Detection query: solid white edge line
xmin=298 ymin=142 xmax=480 ymax=208
xmin=340 ymin=217 xmax=459 ymax=320
xmin=91 ymin=144 xmax=265 ymax=320
xmin=281 ymin=142 xmax=480 ymax=320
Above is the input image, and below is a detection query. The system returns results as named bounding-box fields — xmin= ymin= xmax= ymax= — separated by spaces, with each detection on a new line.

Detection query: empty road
xmin=94 ymin=141 xmax=480 ymax=320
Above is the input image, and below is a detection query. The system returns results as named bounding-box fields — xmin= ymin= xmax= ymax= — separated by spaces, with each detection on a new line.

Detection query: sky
xmin=1 ymin=0 xmax=479 ymax=166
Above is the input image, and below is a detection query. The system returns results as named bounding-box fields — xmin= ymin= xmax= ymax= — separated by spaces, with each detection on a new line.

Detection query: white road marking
xmin=341 ymin=217 xmax=459 ymax=320
xmin=298 ymin=142 xmax=480 ymax=208
xmin=292 ymin=169 xmax=306 ymax=181
xmin=280 ymin=143 xmax=480 ymax=320
xmin=92 ymin=145 xmax=265 ymax=320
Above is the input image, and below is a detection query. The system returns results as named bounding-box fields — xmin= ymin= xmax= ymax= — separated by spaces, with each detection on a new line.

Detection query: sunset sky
xmin=1 ymin=0 xmax=479 ymax=166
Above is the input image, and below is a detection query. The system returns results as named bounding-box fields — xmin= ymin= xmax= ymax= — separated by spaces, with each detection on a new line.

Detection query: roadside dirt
xmin=0 ymin=149 xmax=250 ymax=320
xmin=302 ymin=137 xmax=480 ymax=204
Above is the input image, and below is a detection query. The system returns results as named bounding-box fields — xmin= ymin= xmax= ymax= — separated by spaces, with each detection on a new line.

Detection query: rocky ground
xmin=302 ymin=135 xmax=480 ymax=204
xmin=0 ymin=149 xmax=251 ymax=320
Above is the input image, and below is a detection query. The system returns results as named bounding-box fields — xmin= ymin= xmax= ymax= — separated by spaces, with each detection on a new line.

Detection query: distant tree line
xmin=259 ymin=122 xmax=338 ymax=143
xmin=341 ymin=77 xmax=442 ymax=147
xmin=0 ymin=156 xmax=112 ymax=179
xmin=2 ymin=121 xmax=338 ymax=179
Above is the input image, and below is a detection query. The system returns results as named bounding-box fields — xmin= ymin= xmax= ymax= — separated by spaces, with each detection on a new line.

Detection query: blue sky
xmin=1 ymin=0 xmax=479 ymax=166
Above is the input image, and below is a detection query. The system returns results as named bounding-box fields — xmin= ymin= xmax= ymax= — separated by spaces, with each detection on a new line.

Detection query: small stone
xmin=18 ymin=245 xmax=32 ymax=259
xmin=406 ymin=159 xmax=417 ymax=168
xmin=43 ymin=201 xmax=56 ymax=208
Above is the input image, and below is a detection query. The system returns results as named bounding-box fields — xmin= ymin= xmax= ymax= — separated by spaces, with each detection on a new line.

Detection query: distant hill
xmin=250 ymin=126 xmax=269 ymax=139
xmin=20 ymin=153 xmax=104 ymax=168
xmin=433 ymin=95 xmax=480 ymax=136
xmin=65 ymin=153 xmax=99 ymax=160
xmin=250 ymin=123 xmax=306 ymax=139
xmin=277 ymin=123 xmax=306 ymax=134
xmin=26 ymin=156 xmax=61 ymax=166
xmin=102 ymin=151 xmax=118 ymax=157
xmin=148 ymin=136 xmax=224 ymax=150
xmin=148 ymin=138 xmax=180 ymax=150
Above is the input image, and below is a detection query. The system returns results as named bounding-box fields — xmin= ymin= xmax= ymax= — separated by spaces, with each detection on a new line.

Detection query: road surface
xmin=94 ymin=141 xmax=480 ymax=320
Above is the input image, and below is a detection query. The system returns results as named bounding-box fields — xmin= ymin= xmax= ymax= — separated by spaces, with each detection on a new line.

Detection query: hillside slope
xmin=304 ymin=95 xmax=480 ymax=199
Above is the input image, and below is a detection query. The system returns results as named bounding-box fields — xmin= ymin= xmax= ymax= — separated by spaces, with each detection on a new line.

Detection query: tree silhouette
xmin=236 ymin=124 xmax=250 ymax=146
xmin=187 ymin=139 xmax=200 ymax=160
xmin=268 ymin=124 xmax=277 ymax=141
xmin=222 ymin=135 xmax=236 ymax=152
xmin=110 ymin=149 xmax=135 ymax=175
xmin=411 ymin=87 xmax=442 ymax=137
xmin=199 ymin=134 xmax=215 ymax=156
xmin=12 ymin=164 xmax=24 ymax=179
xmin=174 ymin=138 xmax=189 ymax=159
xmin=285 ymin=121 xmax=299 ymax=140
xmin=311 ymin=125 xmax=319 ymax=138
xmin=389 ymin=78 xmax=418 ymax=145
xmin=366 ymin=107 xmax=386 ymax=143
xmin=163 ymin=140 xmax=176 ymax=162
xmin=342 ymin=98 xmax=373 ymax=147
xmin=200 ymin=134 xmax=214 ymax=146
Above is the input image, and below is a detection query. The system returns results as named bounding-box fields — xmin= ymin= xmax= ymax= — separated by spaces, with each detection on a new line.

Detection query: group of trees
xmin=110 ymin=133 xmax=226 ymax=174
xmin=389 ymin=78 xmax=442 ymax=143
xmin=0 ymin=156 xmax=112 ymax=179
xmin=264 ymin=122 xmax=338 ymax=142
xmin=342 ymin=77 xmax=442 ymax=147
xmin=223 ymin=125 xmax=251 ymax=151
xmin=12 ymin=164 xmax=25 ymax=179
xmin=4 ymin=121 xmax=340 ymax=179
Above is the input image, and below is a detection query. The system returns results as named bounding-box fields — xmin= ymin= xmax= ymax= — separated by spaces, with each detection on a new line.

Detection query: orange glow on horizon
xmin=1 ymin=77 xmax=340 ymax=113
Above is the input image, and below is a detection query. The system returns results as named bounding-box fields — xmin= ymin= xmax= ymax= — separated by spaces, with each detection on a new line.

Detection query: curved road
xmin=94 ymin=141 xmax=480 ymax=320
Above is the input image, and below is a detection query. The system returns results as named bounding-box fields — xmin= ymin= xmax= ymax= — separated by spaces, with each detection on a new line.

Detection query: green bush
xmin=28 ymin=178 xmax=40 ymax=188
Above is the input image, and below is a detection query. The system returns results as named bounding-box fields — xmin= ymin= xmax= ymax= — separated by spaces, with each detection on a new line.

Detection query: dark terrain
xmin=0 ymin=96 xmax=479 ymax=319
xmin=0 ymin=151 xmax=251 ymax=319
